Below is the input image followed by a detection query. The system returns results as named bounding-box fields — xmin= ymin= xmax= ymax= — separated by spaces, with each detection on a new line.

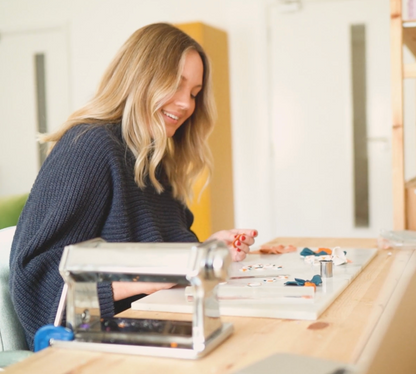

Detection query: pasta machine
xmin=47 ymin=238 xmax=233 ymax=359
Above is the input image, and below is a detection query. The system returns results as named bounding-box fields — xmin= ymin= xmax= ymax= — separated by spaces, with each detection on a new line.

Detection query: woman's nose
xmin=174 ymin=89 xmax=191 ymax=110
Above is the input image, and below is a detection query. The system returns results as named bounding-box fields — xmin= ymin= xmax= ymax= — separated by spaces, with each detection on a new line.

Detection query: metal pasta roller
xmin=51 ymin=238 xmax=233 ymax=359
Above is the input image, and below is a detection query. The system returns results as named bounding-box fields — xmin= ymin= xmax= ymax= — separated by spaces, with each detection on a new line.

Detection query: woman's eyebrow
xmin=180 ymin=75 xmax=202 ymax=88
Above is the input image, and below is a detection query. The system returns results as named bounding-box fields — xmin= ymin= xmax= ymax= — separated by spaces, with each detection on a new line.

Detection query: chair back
xmin=0 ymin=226 xmax=28 ymax=351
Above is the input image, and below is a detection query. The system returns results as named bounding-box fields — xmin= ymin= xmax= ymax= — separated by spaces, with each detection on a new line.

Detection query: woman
xmin=9 ymin=23 xmax=257 ymax=350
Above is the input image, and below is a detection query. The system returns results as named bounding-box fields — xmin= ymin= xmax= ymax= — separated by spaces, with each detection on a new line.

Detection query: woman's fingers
xmin=207 ymin=228 xmax=258 ymax=262
xmin=233 ymin=232 xmax=255 ymax=247
xmin=232 ymin=249 xmax=247 ymax=262
xmin=231 ymin=230 xmax=258 ymax=261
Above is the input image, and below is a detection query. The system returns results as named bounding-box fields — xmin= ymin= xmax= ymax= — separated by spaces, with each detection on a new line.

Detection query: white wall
xmin=0 ymin=0 xmax=395 ymax=244
xmin=269 ymin=0 xmax=394 ymax=238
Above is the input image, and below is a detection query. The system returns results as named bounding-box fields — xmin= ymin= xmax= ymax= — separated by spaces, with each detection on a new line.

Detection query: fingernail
xmin=241 ymin=236 xmax=246 ymax=241
xmin=236 ymin=240 xmax=241 ymax=246
xmin=234 ymin=234 xmax=238 ymax=239
xmin=237 ymin=248 xmax=241 ymax=252
xmin=252 ymin=230 xmax=258 ymax=237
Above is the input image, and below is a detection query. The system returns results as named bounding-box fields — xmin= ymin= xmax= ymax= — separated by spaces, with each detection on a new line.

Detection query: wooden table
xmin=6 ymin=237 xmax=401 ymax=374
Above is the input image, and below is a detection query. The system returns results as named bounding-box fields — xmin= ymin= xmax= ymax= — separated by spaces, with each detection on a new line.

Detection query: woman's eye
xmin=191 ymin=91 xmax=201 ymax=99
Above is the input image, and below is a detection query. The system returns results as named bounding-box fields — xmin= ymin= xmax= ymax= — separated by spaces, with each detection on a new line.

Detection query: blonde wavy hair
xmin=41 ymin=23 xmax=216 ymax=203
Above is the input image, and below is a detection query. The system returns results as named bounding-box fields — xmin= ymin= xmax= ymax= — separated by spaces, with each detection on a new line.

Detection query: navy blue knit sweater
xmin=9 ymin=123 xmax=198 ymax=350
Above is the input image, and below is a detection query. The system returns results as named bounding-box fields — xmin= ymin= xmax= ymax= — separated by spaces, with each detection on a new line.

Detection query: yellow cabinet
xmin=176 ymin=22 xmax=235 ymax=240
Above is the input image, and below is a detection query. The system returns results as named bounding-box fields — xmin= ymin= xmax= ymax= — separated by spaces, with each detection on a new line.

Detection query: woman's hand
xmin=207 ymin=229 xmax=258 ymax=262
xmin=112 ymin=281 xmax=176 ymax=301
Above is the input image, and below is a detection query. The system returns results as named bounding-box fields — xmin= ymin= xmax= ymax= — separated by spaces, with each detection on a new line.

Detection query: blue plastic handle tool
xmin=34 ymin=325 xmax=74 ymax=352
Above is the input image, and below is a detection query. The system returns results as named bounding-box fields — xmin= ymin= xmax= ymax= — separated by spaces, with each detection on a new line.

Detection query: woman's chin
xmin=164 ymin=125 xmax=178 ymax=138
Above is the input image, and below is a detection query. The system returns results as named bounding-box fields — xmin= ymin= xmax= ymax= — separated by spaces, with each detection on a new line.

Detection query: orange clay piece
xmin=257 ymin=244 xmax=297 ymax=254
xmin=318 ymin=248 xmax=332 ymax=255
xmin=170 ymin=342 xmax=178 ymax=348
xmin=304 ymin=282 xmax=316 ymax=291
xmin=233 ymin=234 xmax=244 ymax=248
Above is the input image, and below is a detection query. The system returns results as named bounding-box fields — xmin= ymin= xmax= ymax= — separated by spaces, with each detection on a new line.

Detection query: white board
xmin=132 ymin=247 xmax=378 ymax=320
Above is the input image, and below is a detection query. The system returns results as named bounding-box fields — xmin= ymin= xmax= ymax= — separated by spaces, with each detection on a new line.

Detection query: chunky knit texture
xmin=9 ymin=123 xmax=198 ymax=350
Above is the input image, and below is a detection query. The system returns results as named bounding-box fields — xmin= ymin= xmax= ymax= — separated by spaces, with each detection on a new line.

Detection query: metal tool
xmin=51 ymin=238 xmax=233 ymax=359
xmin=320 ymin=260 xmax=333 ymax=278
xmin=230 ymin=274 xmax=291 ymax=280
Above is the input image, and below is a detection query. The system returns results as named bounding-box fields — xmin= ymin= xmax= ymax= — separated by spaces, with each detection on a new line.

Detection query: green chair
xmin=0 ymin=194 xmax=29 ymax=230
xmin=0 ymin=226 xmax=33 ymax=368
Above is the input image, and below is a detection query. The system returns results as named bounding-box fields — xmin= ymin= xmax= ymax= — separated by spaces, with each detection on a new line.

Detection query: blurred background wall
xmin=1 ymin=0 xmax=412 ymax=245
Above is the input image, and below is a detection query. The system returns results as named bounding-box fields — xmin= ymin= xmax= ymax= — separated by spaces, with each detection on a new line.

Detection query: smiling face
xmin=161 ymin=50 xmax=204 ymax=137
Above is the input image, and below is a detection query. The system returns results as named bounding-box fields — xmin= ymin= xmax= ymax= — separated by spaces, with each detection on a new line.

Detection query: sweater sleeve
xmin=9 ymin=125 xmax=116 ymax=350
